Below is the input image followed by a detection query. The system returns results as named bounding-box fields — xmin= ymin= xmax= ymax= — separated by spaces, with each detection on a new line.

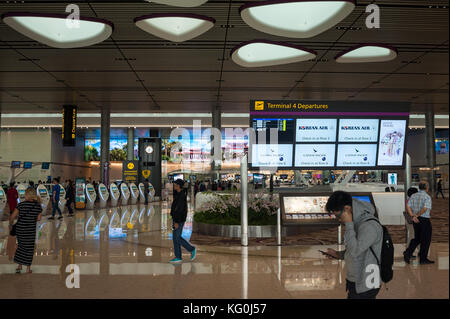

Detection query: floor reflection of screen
xmin=109 ymin=228 xmax=126 ymax=238
xmin=284 ymin=196 xmax=329 ymax=214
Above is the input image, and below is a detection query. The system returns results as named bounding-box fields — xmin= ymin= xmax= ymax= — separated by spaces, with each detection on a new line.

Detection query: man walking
xmin=144 ymin=179 xmax=150 ymax=205
xmin=324 ymin=191 xmax=383 ymax=299
xmin=436 ymin=179 xmax=445 ymax=199
xmin=49 ymin=178 xmax=63 ymax=220
xmin=65 ymin=180 xmax=75 ymax=217
xmin=403 ymin=181 xmax=434 ymax=264
xmin=169 ymin=179 xmax=196 ymax=263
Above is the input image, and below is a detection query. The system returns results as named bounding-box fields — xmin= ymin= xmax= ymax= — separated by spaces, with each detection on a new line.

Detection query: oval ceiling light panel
xmin=231 ymin=40 xmax=316 ymax=67
xmin=335 ymin=44 xmax=398 ymax=63
xmin=145 ymin=0 xmax=208 ymax=7
xmin=134 ymin=13 xmax=215 ymax=42
xmin=1 ymin=12 xmax=113 ymax=48
xmin=240 ymin=0 xmax=355 ymax=38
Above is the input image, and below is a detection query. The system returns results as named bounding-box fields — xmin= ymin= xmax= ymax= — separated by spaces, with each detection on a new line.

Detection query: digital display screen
xmin=0 ymin=190 xmax=4 ymax=196
xmin=280 ymin=174 xmax=288 ymax=179
xmin=295 ymin=144 xmax=336 ymax=167
xmin=296 ymin=119 xmax=337 ymax=142
xmin=338 ymin=119 xmax=379 ymax=142
xmin=220 ymin=174 xmax=228 ymax=179
xmin=252 ymin=118 xmax=295 ymax=144
xmin=388 ymin=173 xmax=398 ymax=185
xmin=436 ymin=139 xmax=449 ymax=154
xmin=39 ymin=189 xmax=47 ymax=195
xmin=336 ymin=144 xmax=377 ymax=167
xmin=235 ymin=174 xmax=240 ymax=180
xmin=251 ymin=144 xmax=293 ymax=167
xmin=352 ymin=196 xmax=372 ymax=204
xmin=253 ymin=174 xmax=264 ymax=184
xmin=284 ymin=196 xmax=329 ymax=214
xmin=190 ymin=175 xmax=197 ymax=181
xmin=41 ymin=162 xmax=50 ymax=169
xmin=173 ymin=174 xmax=184 ymax=181
xmin=11 ymin=161 xmax=21 ymax=168
xmin=377 ymin=120 xmax=407 ymax=166
xmin=23 ymin=162 xmax=32 ymax=169
xmin=18 ymin=190 xmax=25 ymax=195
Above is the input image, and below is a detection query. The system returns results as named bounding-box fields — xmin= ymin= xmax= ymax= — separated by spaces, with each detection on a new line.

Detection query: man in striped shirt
xmin=403 ymin=181 xmax=434 ymax=265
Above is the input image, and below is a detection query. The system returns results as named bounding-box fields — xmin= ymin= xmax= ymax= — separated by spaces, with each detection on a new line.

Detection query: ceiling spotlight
xmin=1 ymin=12 xmax=113 ymax=48
xmin=230 ymin=40 xmax=316 ymax=67
xmin=335 ymin=44 xmax=398 ymax=63
xmin=134 ymin=13 xmax=215 ymax=42
xmin=145 ymin=146 xmax=154 ymax=154
xmin=239 ymin=0 xmax=355 ymax=38
xmin=145 ymin=0 xmax=208 ymax=7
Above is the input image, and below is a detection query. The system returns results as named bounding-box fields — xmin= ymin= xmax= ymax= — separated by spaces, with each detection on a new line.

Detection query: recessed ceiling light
xmin=335 ymin=44 xmax=397 ymax=63
xmin=230 ymin=40 xmax=317 ymax=67
xmin=134 ymin=13 xmax=215 ymax=42
xmin=239 ymin=0 xmax=355 ymax=38
xmin=1 ymin=12 xmax=114 ymax=48
xmin=145 ymin=0 xmax=208 ymax=7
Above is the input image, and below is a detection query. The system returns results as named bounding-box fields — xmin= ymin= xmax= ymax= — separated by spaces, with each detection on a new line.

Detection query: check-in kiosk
xmin=85 ymin=183 xmax=97 ymax=210
xmin=98 ymin=183 xmax=109 ymax=208
xmin=110 ymin=183 xmax=120 ymax=207
xmin=0 ymin=186 xmax=7 ymax=213
xmin=129 ymin=183 xmax=139 ymax=205
xmin=36 ymin=184 xmax=50 ymax=211
xmin=149 ymin=183 xmax=155 ymax=200
xmin=138 ymin=183 xmax=146 ymax=204
xmin=58 ymin=185 xmax=67 ymax=213
xmin=120 ymin=183 xmax=130 ymax=206
xmin=17 ymin=184 xmax=27 ymax=204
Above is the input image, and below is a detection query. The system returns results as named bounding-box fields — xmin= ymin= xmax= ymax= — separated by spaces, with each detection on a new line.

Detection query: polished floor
xmin=0 ymin=201 xmax=448 ymax=299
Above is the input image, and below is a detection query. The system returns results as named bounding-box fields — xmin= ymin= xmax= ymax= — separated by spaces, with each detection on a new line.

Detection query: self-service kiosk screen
xmin=23 ymin=162 xmax=32 ymax=169
xmin=100 ymin=186 xmax=108 ymax=193
xmin=39 ymin=189 xmax=47 ymax=197
xmin=0 ymin=190 xmax=4 ymax=196
xmin=352 ymin=196 xmax=371 ymax=204
xmin=18 ymin=189 xmax=25 ymax=196
xmin=11 ymin=161 xmax=21 ymax=168
xmin=173 ymin=174 xmax=183 ymax=181
xmin=131 ymin=185 xmax=138 ymax=191
xmin=87 ymin=186 xmax=95 ymax=195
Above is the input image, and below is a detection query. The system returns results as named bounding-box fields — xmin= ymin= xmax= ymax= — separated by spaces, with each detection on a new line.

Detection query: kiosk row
xmin=0 ymin=181 xmax=156 ymax=213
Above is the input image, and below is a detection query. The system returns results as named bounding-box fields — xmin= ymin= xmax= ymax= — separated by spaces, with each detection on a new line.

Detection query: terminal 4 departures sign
xmin=249 ymin=100 xmax=410 ymax=170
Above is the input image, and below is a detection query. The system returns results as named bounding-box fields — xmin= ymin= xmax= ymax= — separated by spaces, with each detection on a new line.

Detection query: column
xmin=100 ymin=108 xmax=110 ymax=185
xmin=211 ymin=105 xmax=222 ymax=174
xmin=127 ymin=127 xmax=134 ymax=161
xmin=425 ymin=108 xmax=436 ymax=193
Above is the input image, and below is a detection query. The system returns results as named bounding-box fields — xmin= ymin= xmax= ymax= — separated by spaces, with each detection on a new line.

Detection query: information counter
xmin=98 ymin=183 xmax=109 ymax=208
xmin=129 ymin=183 xmax=139 ymax=205
xmin=280 ymin=192 xmax=377 ymax=225
xmin=110 ymin=183 xmax=120 ymax=207
xmin=85 ymin=183 xmax=97 ymax=210
xmin=0 ymin=186 xmax=6 ymax=213
xmin=120 ymin=183 xmax=130 ymax=206
xmin=36 ymin=184 xmax=50 ymax=211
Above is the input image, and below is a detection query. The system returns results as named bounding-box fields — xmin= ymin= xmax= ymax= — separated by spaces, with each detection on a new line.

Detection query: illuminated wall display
xmin=250 ymin=100 xmax=410 ymax=169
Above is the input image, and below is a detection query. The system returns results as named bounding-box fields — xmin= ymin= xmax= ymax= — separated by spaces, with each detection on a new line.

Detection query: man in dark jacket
xmin=65 ymin=180 xmax=75 ymax=216
xmin=169 ymin=179 xmax=196 ymax=263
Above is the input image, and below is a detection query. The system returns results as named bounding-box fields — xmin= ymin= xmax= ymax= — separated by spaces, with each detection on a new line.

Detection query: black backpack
xmin=366 ymin=218 xmax=394 ymax=283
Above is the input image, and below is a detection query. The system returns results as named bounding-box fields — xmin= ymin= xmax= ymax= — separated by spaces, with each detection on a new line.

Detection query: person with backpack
xmin=324 ymin=191 xmax=391 ymax=299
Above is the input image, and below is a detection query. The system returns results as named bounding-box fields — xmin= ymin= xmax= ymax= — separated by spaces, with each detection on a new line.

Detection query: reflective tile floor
xmin=0 ymin=202 xmax=448 ymax=299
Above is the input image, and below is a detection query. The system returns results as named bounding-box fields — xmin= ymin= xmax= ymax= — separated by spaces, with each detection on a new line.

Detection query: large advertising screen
xmin=249 ymin=100 xmax=410 ymax=169
xmin=377 ymin=120 xmax=407 ymax=166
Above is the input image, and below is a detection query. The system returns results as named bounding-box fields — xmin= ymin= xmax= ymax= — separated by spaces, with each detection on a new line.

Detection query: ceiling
xmin=0 ymin=0 xmax=448 ymax=115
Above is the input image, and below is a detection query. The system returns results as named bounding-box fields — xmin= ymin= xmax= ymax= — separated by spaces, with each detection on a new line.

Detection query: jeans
xmin=52 ymin=201 xmax=62 ymax=217
xmin=346 ymin=280 xmax=380 ymax=299
xmin=144 ymin=193 xmax=148 ymax=205
xmin=436 ymin=190 xmax=445 ymax=199
xmin=405 ymin=217 xmax=432 ymax=262
xmin=172 ymin=222 xmax=194 ymax=259
xmin=66 ymin=199 xmax=73 ymax=214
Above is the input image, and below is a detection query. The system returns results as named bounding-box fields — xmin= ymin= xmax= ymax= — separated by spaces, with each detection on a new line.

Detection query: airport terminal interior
xmin=0 ymin=0 xmax=448 ymax=299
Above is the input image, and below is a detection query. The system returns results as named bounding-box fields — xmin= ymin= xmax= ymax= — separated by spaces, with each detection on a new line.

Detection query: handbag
xmin=10 ymin=223 xmax=17 ymax=236
xmin=7 ymin=225 xmax=17 ymax=261
xmin=403 ymin=211 xmax=413 ymax=224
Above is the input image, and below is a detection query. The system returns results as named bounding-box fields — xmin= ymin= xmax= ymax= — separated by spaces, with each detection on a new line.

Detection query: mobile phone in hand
xmin=319 ymin=250 xmax=339 ymax=259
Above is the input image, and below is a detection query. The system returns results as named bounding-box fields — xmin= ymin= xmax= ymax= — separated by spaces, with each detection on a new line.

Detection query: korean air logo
xmin=299 ymin=126 xmax=328 ymax=130
xmin=341 ymin=126 xmax=370 ymax=130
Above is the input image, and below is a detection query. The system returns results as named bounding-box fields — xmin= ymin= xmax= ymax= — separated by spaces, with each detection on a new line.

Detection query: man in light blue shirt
xmin=403 ymin=181 xmax=434 ymax=264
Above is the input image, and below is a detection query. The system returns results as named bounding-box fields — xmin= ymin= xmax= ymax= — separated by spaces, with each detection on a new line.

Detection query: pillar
xmin=100 ymin=108 xmax=110 ymax=185
xmin=211 ymin=105 xmax=222 ymax=174
xmin=127 ymin=127 xmax=134 ymax=161
xmin=425 ymin=108 xmax=436 ymax=193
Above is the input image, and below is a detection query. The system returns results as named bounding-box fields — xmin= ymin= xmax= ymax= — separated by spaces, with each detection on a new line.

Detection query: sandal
xmin=26 ymin=269 xmax=32 ymax=274
xmin=15 ymin=268 xmax=21 ymax=273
